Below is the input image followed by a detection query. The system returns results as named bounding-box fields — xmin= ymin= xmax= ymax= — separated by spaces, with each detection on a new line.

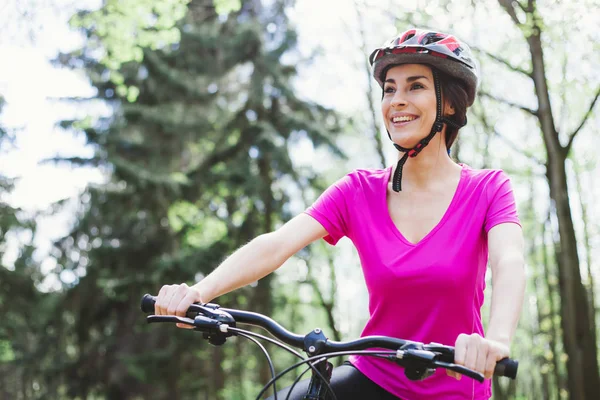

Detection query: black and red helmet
xmin=369 ymin=28 xmax=479 ymax=105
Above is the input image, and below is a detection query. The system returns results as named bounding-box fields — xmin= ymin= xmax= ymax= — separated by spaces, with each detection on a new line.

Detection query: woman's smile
xmin=390 ymin=113 xmax=420 ymax=128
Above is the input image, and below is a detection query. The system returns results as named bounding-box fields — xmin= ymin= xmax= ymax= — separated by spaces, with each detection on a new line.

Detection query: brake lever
xmin=392 ymin=348 xmax=485 ymax=382
xmin=194 ymin=305 xmax=228 ymax=319
xmin=147 ymin=315 xmax=196 ymax=326
xmin=423 ymin=342 xmax=454 ymax=362
xmin=433 ymin=360 xmax=484 ymax=383
xmin=425 ymin=343 xmax=518 ymax=380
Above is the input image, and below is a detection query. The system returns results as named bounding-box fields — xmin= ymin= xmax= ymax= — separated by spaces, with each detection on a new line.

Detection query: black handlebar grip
xmin=494 ymin=358 xmax=518 ymax=379
xmin=141 ymin=294 xmax=157 ymax=314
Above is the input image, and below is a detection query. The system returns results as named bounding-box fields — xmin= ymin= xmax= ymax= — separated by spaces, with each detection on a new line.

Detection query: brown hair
xmin=435 ymin=67 xmax=469 ymax=150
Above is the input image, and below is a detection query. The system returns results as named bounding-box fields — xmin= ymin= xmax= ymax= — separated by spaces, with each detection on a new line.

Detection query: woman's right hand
xmin=155 ymin=283 xmax=204 ymax=329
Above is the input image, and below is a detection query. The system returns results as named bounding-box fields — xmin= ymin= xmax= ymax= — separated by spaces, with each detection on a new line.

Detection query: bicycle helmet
xmin=369 ymin=28 xmax=479 ymax=191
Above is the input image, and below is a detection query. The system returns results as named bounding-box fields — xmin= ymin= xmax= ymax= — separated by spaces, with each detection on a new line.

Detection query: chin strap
xmin=389 ymin=69 xmax=466 ymax=192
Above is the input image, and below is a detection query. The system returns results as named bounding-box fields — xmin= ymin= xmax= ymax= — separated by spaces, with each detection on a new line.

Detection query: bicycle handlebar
xmin=140 ymin=294 xmax=518 ymax=381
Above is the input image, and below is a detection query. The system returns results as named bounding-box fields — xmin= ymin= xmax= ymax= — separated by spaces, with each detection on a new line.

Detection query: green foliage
xmin=70 ymin=0 xmax=190 ymax=98
xmin=168 ymin=201 xmax=228 ymax=248
xmin=0 ymin=340 xmax=15 ymax=362
xmin=214 ymin=0 xmax=242 ymax=15
xmin=68 ymin=0 xmax=242 ymax=99
xmin=11 ymin=0 xmax=344 ymax=398
xmin=70 ymin=0 xmax=189 ymax=63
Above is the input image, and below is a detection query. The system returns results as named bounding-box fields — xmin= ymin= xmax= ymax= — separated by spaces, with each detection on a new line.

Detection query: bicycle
xmin=140 ymin=294 xmax=518 ymax=400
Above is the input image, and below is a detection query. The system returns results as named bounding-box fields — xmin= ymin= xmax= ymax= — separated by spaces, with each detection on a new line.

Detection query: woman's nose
xmin=390 ymin=92 xmax=407 ymax=108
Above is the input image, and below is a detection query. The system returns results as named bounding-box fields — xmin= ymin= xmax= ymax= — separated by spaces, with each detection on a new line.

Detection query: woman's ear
xmin=445 ymin=102 xmax=455 ymax=116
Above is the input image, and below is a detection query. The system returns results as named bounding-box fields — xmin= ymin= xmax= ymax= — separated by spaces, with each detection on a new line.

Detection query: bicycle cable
xmin=228 ymin=326 xmax=304 ymax=360
xmin=236 ymin=331 xmax=278 ymax=400
xmin=256 ymin=355 xmax=338 ymax=400
xmin=227 ymin=326 xmax=340 ymax=400
xmin=285 ymin=358 xmax=340 ymax=400
xmin=285 ymin=364 xmax=313 ymax=400
xmin=255 ymin=350 xmax=397 ymax=400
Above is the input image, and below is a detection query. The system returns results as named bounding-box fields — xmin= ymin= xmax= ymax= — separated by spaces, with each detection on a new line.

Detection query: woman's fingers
xmin=155 ymin=283 xmax=204 ymax=329
xmin=451 ymin=333 xmax=510 ymax=380
xmin=450 ymin=334 xmax=469 ymax=380
xmin=484 ymin=351 xmax=498 ymax=379
xmin=174 ymin=287 xmax=204 ymax=329
xmin=155 ymin=285 xmax=175 ymax=315
xmin=463 ymin=334 xmax=480 ymax=372
xmin=474 ymin=338 xmax=489 ymax=377
xmin=166 ymin=283 xmax=191 ymax=317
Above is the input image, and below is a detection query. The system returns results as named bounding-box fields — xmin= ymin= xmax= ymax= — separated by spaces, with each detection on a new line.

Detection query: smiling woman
xmin=381 ymin=65 xmax=470 ymax=181
xmin=154 ymin=27 xmax=526 ymax=400
xmin=370 ymin=28 xmax=478 ymax=192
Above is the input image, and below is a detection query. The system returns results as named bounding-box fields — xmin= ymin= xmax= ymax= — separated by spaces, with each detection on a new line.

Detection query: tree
xmin=44 ymin=0 xmax=342 ymax=398
xmin=492 ymin=1 xmax=600 ymax=398
xmin=0 ymin=97 xmax=52 ymax=400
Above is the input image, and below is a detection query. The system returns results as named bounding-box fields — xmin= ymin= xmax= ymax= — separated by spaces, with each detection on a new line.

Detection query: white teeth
xmin=392 ymin=116 xmax=416 ymax=123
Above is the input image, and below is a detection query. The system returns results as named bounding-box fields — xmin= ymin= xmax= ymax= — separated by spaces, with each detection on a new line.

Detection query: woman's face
xmin=381 ymin=64 xmax=438 ymax=149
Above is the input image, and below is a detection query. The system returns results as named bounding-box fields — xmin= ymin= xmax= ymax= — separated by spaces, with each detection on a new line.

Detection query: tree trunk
xmin=528 ymin=13 xmax=600 ymax=400
xmin=527 ymin=178 xmax=552 ymax=400
xmin=353 ymin=0 xmax=386 ymax=168
xmin=545 ymin=151 xmax=599 ymax=400
xmin=573 ymin=161 xmax=598 ymax=345
xmin=542 ymin=215 xmax=563 ymax=398
xmin=255 ymin=152 xmax=275 ymax=386
xmin=496 ymin=1 xmax=600 ymax=397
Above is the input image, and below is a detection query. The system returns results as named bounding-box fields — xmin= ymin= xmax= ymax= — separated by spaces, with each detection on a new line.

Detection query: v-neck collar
xmin=382 ymin=164 xmax=467 ymax=247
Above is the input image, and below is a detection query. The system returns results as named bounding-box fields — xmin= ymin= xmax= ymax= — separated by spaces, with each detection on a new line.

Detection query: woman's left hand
xmin=447 ymin=333 xmax=510 ymax=380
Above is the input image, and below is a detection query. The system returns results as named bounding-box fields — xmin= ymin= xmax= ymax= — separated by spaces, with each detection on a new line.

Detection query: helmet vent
xmin=422 ymin=33 xmax=443 ymax=45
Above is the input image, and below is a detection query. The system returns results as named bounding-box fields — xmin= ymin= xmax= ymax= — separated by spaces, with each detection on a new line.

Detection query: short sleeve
xmin=304 ymin=174 xmax=353 ymax=245
xmin=484 ymin=170 xmax=521 ymax=232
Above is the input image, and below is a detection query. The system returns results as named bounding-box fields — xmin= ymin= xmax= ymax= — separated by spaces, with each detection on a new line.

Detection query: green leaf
xmin=0 ymin=340 xmax=15 ymax=362
xmin=127 ymin=86 xmax=140 ymax=103
xmin=214 ymin=0 xmax=242 ymax=15
xmin=69 ymin=0 xmax=191 ymax=84
xmin=185 ymin=217 xmax=227 ymax=248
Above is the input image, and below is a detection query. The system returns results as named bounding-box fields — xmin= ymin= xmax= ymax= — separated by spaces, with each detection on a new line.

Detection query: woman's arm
xmin=452 ymin=222 xmax=526 ymax=379
xmin=154 ymin=213 xmax=328 ymax=319
xmin=486 ymin=222 xmax=526 ymax=345
xmin=193 ymin=213 xmax=328 ymax=302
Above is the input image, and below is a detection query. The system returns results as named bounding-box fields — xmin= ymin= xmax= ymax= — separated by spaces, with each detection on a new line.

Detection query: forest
xmin=0 ymin=0 xmax=598 ymax=399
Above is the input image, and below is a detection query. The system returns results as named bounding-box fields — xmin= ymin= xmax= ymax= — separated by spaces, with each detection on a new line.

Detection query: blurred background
xmin=0 ymin=0 xmax=598 ymax=399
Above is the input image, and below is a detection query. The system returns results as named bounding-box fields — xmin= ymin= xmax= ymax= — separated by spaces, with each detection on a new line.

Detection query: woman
xmin=154 ymin=28 xmax=526 ymax=399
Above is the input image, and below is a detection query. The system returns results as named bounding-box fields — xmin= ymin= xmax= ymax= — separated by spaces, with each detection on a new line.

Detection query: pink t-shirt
xmin=304 ymin=164 xmax=520 ymax=400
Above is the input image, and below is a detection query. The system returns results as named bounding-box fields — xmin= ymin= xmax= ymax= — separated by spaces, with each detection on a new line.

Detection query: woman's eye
xmin=384 ymin=86 xmax=395 ymax=93
xmin=411 ymin=82 xmax=425 ymax=90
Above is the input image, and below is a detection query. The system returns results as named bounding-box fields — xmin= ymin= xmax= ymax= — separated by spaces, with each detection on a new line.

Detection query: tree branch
xmin=498 ymin=0 xmax=524 ymax=26
xmin=352 ymin=0 xmax=387 ymax=168
xmin=526 ymin=0 xmax=534 ymax=13
xmin=480 ymin=91 xmax=538 ymax=117
xmin=304 ymin=257 xmax=341 ymax=342
xmin=566 ymin=86 xmax=600 ymax=153
xmin=474 ymin=105 xmax=544 ymax=166
xmin=492 ymin=130 xmax=544 ymax=166
xmin=472 ymin=46 xmax=532 ymax=78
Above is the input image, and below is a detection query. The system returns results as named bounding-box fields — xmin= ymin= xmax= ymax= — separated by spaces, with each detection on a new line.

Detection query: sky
xmin=0 ymin=0 xmax=106 ymax=285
